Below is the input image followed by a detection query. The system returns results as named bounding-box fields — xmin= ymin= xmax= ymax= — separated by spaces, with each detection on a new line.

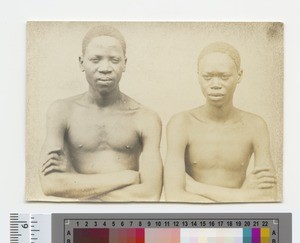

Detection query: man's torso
xmin=62 ymin=94 xmax=145 ymax=174
xmin=184 ymin=108 xmax=255 ymax=188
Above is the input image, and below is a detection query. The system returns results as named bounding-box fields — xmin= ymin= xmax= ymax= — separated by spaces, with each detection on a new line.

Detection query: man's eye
xmin=111 ymin=58 xmax=120 ymax=64
xmin=202 ymin=75 xmax=212 ymax=80
xmin=221 ymin=75 xmax=230 ymax=80
xmin=90 ymin=59 xmax=99 ymax=63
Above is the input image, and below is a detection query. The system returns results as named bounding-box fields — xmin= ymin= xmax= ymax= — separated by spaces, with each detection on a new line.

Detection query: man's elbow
xmin=40 ymin=174 xmax=71 ymax=198
xmin=40 ymin=176 xmax=58 ymax=196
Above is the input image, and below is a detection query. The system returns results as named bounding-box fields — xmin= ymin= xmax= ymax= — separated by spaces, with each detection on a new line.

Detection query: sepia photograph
xmin=26 ymin=22 xmax=283 ymax=203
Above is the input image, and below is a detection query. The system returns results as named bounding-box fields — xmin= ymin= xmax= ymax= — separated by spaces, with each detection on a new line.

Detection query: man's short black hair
xmin=82 ymin=25 xmax=126 ymax=55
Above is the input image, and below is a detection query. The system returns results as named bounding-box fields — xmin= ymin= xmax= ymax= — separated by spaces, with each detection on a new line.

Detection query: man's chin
xmin=94 ymin=82 xmax=116 ymax=93
xmin=97 ymin=88 xmax=114 ymax=95
xmin=207 ymin=99 xmax=226 ymax=107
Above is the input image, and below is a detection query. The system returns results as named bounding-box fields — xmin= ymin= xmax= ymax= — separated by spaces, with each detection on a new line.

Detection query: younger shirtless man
xmin=39 ymin=26 xmax=163 ymax=202
xmin=164 ymin=42 xmax=277 ymax=203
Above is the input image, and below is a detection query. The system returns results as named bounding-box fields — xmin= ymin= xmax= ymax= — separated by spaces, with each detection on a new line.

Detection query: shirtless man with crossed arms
xmin=165 ymin=42 xmax=277 ymax=202
xmin=39 ymin=26 xmax=163 ymax=201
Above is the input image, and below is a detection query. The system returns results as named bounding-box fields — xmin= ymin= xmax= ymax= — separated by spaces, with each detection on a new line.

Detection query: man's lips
xmin=208 ymin=93 xmax=224 ymax=97
xmin=97 ymin=78 xmax=112 ymax=81
xmin=208 ymin=93 xmax=225 ymax=101
xmin=95 ymin=79 xmax=113 ymax=87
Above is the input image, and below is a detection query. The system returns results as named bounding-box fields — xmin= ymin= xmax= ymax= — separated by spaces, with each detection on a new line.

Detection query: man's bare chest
xmin=66 ymin=110 xmax=142 ymax=152
xmin=187 ymin=122 xmax=253 ymax=170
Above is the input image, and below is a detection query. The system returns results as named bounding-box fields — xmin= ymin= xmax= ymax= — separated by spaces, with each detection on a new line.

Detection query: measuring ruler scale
xmin=10 ymin=213 xmax=291 ymax=243
xmin=10 ymin=213 xmax=51 ymax=243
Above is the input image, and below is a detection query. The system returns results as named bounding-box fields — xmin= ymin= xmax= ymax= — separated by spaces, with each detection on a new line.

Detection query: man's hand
xmin=41 ymin=148 xmax=76 ymax=176
xmin=242 ymin=167 xmax=277 ymax=189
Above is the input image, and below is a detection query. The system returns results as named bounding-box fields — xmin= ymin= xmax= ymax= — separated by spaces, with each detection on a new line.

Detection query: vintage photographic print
xmin=26 ymin=22 xmax=283 ymax=203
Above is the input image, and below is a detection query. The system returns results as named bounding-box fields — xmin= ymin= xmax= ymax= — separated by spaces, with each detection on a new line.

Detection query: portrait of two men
xmin=26 ymin=22 xmax=283 ymax=203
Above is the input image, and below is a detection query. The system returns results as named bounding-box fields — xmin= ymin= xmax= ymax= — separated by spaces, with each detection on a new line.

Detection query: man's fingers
xmin=42 ymin=154 xmax=60 ymax=167
xmin=258 ymin=177 xmax=277 ymax=184
xmin=42 ymin=159 xmax=60 ymax=173
xmin=48 ymin=148 xmax=65 ymax=156
xmin=257 ymin=176 xmax=277 ymax=189
xmin=43 ymin=165 xmax=65 ymax=176
xmin=255 ymin=171 xmax=276 ymax=179
xmin=258 ymin=183 xmax=276 ymax=189
xmin=252 ymin=167 xmax=272 ymax=174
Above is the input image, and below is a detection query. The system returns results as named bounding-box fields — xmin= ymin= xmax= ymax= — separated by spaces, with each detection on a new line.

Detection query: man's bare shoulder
xmin=166 ymin=110 xmax=197 ymax=144
xmin=238 ymin=109 xmax=269 ymax=132
xmin=167 ymin=108 xmax=198 ymax=129
xmin=47 ymin=94 xmax=85 ymax=119
xmin=121 ymin=94 xmax=161 ymax=130
xmin=238 ymin=110 xmax=269 ymax=137
xmin=138 ymin=107 xmax=161 ymax=124
xmin=135 ymin=106 xmax=162 ymax=130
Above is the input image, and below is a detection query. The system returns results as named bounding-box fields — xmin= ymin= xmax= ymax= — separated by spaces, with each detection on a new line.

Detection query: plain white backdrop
xmin=0 ymin=0 xmax=299 ymax=242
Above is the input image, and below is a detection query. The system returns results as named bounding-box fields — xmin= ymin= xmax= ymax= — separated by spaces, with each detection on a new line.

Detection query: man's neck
xmin=86 ymin=86 xmax=123 ymax=108
xmin=203 ymin=101 xmax=235 ymax=123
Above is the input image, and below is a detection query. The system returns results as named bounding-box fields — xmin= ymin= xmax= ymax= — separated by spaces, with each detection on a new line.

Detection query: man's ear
xmin=237 ymin=69 xmax=243 ymax=83
xmin=123 ymin=57 xmax=127 ymax=72
xmin=79 ymin=56 xmax=84 ymax=72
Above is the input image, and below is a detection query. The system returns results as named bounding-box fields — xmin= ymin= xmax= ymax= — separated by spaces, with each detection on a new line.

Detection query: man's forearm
xmin=186 ymin=180 xmax=277 ymax=202
xmin=99 ymin=182 xmax=162 ymax=202
xmin=165 ymin=189 xmax=215 ymax=203
xmin=40 ymin=170 xmax=137 ymax=199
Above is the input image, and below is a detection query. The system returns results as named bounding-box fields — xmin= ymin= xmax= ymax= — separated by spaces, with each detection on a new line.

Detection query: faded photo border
xmin=26 ymin=22 xmax=283 ymax=202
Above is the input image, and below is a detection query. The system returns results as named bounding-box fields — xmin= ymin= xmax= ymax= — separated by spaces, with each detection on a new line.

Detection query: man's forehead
xmin=199 ymin=52 xmax=237 ymax=70
xmin=87 ymin=36 xmax=123 ymax=49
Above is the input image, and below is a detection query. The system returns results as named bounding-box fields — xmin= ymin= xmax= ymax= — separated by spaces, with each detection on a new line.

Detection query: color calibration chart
xmin=10 ymin=213 xmax=291 ymax=243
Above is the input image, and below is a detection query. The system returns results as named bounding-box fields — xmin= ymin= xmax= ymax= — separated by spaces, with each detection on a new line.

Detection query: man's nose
xmin=98 ymin=60 xmax=112 ymax=73
xmin=210 ymin=77 xmax=222 ymax=89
